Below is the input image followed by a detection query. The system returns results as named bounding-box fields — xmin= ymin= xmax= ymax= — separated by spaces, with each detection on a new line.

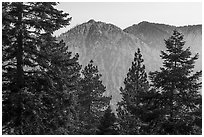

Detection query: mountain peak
xmin=138 ymin=21 xmax=150 ymax=25
xmin=87 ymin=19 xmax=96 ymax=24
xmin=58 ymin=20 xmax=202 ymax=108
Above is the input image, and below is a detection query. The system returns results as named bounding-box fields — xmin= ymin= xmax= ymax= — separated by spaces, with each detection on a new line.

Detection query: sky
xmin=53 ymin=2 xmax=202 ymax=36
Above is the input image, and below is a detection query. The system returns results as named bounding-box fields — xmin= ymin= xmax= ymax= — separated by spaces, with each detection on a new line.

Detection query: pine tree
xmin=97 ymin=105 xmax=118 ymax=135
xmin=2 ymin=2 xmax=82 ymax=134
xmin=149 ymin=30 xmax=202 ymax=134
xmin=31 ymin=33 xmax=82 ymax=134
xmin=136 ymin=88 xmax=164 ymax=134
xmin=78 ymin=60 xmax=111 ymax=134
xmin=116 ymin=48 xmax=150 ymax=134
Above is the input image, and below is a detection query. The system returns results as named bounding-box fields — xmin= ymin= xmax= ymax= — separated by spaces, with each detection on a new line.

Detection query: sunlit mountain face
xmin=58 ymin=19 xmax=202 ymax=109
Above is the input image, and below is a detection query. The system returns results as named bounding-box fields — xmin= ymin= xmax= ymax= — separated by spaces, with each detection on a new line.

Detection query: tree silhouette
xmin=97 ymin=105 xmax=117 ymax=135
xmin=2 ymin=2 xmax=82 ymax=134
xmin=117 ymin=48 xmax=150 ymax=134
xmin=78 ymin=60 xmax=111 ymax=134
xmin=149 ymin=30 xmax=202 ymax=134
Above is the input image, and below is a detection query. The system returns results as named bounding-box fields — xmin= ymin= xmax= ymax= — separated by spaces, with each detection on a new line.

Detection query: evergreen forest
xmin=2 ymin=2 xmax=202 ymax=135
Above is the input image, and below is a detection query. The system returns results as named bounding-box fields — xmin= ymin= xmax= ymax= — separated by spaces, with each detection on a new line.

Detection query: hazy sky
xmin=54 ymin=2 xmax=202 ymax=36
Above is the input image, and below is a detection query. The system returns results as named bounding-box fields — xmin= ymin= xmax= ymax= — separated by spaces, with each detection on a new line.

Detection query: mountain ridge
xmin=58 ymin=19 xmax=202 ymax=109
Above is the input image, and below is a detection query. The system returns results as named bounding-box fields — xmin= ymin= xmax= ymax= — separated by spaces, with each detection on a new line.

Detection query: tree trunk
xmin=15 ymin=2 xmax=24 ymax=134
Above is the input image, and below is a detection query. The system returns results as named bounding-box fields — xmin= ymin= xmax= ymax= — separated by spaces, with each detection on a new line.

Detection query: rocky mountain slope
xmin=58 ymin=20 xmax=202 ymax=108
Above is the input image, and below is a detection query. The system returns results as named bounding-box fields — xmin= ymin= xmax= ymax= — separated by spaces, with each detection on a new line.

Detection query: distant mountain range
xmin=58 ymin=19 xmax=202 ymax=109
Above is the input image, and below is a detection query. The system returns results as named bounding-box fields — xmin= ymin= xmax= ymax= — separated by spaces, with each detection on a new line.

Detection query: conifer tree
xmin=97 ymin=105 xmax=118 ymax=135
xmin=31 ymin=33 xmax=82 ymax=134
xmin=136 ymin=88 xmax=164 ymax=134
xmin=117 ymin=48 xmax=150 ymax=134
xmin=78 ymin=60 xmax=111 ymax=134
xmin=149 ymin=30 xmax=202 ymax=134
xmin=2 ymin=2 xmax=81 ymax=134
